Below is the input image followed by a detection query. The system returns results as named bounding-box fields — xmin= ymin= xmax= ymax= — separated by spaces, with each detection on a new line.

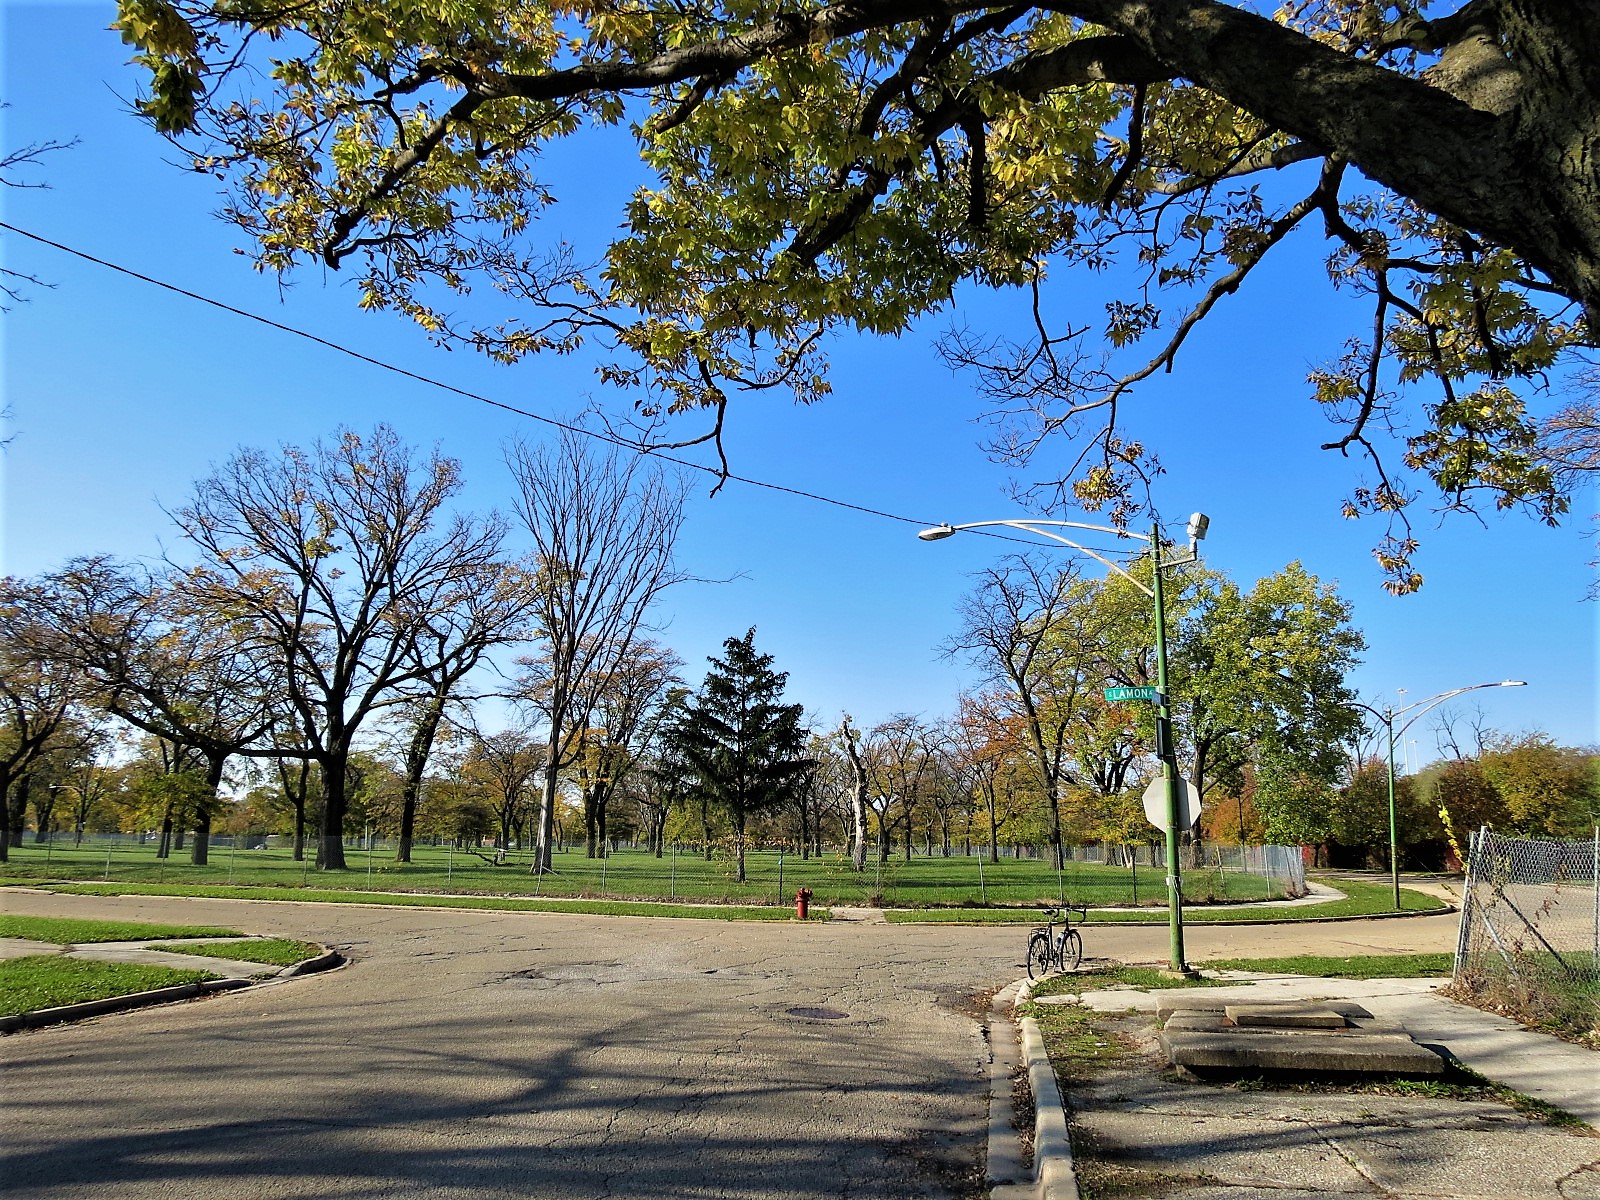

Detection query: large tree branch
xmin=1054 ymin=0 xmax=1543 ymax=301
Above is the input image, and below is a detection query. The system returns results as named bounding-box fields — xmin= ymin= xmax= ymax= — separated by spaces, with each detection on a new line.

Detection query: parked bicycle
xmin=1026 ymin=905 xmax=1086 ymax=978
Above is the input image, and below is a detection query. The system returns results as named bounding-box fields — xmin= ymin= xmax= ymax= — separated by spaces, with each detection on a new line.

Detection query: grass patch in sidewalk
xmin=1019 ymin=990 xmax=1136 ymax=1084
xmin=157 ymin=938 xmax=324 ymax=967
xmin=43 ymin=882 xmax=819 ymax=921
xmin=1031 ymin=963 xmax=1231 ymax=999
xmin=0 ymin=955 xmax=218 ymax=1015
xmin=0 ymin=914 xmax=244 ymax=945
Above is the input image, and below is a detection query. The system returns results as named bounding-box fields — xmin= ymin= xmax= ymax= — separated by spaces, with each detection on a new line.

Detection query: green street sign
xmin=1104 ymin=685 xmax=1161 ymax=703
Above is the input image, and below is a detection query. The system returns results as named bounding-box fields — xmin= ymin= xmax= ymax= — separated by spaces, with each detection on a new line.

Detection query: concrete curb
xmin=989 ymin=977 xmax=1079 ymax=1200
xmin=0 ymin=944 xmax=343 ymax=1034
xmin=275 ymin=947 xmax=343 ymax=978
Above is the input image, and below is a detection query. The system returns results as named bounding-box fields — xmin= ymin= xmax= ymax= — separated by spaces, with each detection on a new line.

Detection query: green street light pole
xmin=918 ymin=511 xmax=1208 ymax=975
xmin=1341 ymin=680 xmax=1526 ymax=910
xmin=1149 ymin=521 xmax=1189 ymax=975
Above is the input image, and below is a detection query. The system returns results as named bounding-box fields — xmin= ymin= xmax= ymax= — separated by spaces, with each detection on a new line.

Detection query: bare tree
xmin=507 ymin=427 xmax=690 ymax=874
xmin=390 ymin=550 xmax=534 ymax=862
xmin=174 ymin=426 xmax=506 ymax=869
xmin=944 ymin=555 xmax=1099 ymax=869
xmin=838 ymin=717 xmax=872 ymax=872
xmin=567 ymin=637 xmax=682 ymax=858
xmin=458 ymin=726 xmax=544 ymax=856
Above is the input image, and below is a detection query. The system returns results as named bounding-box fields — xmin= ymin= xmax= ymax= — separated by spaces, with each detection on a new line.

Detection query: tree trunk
xmin=33 ymin=792 xmax=56 ymax=842
xmin=532 ymin=745 xmax=558 ymax=873
xmin=158 ymin=800 xmax=174 ymax=859
xmin=7 ymin=775 xmax=30 ymax=849
xmin=318 ymin=747 xmax=350 ymax=870
xmin=278 ymin=759 xmax=310 ymax=862
xmin=734 ymin=810 xmax=747 ymax=883
xmin=0 ymin=775 xmax=12 ymax=863
xmin=396 ymin=699 xmax=445 ymax=864
xmin=840 ymin=726 xmax=870 ymax=873
xmin=190 ymin=752 xmax=227 ymax=867
xmin=191 ymin=807 xmax=212 ymax=866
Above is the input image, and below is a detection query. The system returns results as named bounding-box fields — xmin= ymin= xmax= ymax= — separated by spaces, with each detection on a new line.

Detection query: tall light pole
xmin=919 ymin=512 xmax=1209 ymax=974
xmin=1343 ymin=681 xmax=1526 ymax=910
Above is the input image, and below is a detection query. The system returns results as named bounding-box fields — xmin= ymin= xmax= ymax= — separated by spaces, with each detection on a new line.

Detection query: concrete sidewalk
xmin=0 ymin=935 xmax=305 ymax=981
xmin=1047 ymin=974 xmax=1600 ymax=1200
xmin=1073 ymin=973 xmax=1600 ymax=1128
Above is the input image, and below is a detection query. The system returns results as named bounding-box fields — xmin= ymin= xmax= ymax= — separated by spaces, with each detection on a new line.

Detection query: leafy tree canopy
xmin=117 ymin=0 xmax=1597 ymax=588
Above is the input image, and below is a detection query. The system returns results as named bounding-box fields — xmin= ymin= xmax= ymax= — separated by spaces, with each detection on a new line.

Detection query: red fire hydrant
xmin=795 ymin=888 xmax=813 ymax=920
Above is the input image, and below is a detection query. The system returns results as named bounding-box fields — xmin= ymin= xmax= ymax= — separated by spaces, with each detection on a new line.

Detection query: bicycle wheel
xmin=1060 ymin=929 xmax=1083 ymax=971
xmin=1027 ymin=932 xmax=1053 ymax=979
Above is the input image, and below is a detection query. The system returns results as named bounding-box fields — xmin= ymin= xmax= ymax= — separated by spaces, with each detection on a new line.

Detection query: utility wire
xmin=2 ymin=219 xmax=1157 ymax=555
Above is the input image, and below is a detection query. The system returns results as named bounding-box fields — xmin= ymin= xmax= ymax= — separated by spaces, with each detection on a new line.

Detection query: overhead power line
xmin=1 ymin=219 xmax=1155 ymax=555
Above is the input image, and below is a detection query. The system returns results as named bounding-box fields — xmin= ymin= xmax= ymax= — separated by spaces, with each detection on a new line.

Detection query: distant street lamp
xmin=919 ymin=512 xmax=1209 ymax=975
xmin=1343 ymin=681 xmax=1527 ymax=910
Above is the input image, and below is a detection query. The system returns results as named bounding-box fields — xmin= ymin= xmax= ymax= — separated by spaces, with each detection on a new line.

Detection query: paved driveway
xmin=0 ymin=892 xmax=1459 ymax=1200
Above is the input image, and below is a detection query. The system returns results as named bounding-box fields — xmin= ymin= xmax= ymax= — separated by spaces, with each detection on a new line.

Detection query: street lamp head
xmin=1187 ymin=512 xmax=1210 ymax=542
xmin=917 ymin=524 xmax=956 ymax=541
xmin=1499 ymin=680 xmax=1527 ymax=687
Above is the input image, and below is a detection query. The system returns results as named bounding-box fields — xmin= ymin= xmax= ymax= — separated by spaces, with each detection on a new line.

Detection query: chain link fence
xmin=1452 ymin=827 xmax=1600 ymax=1038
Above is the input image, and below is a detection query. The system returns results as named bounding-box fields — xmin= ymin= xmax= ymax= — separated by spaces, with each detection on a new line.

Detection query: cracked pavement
xmin=0 ymin=891 xmax=1466 ymax=1200
xmin=1066 ymin=1015 xmax=1600 ymax=1200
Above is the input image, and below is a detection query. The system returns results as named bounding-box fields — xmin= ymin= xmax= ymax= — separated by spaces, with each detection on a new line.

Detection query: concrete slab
xmin=1226 ymin=1003 xmax=1347 ymax=1028
xmin=1160 ymin=1028 xmax=1447 ymax=1075
xmin=1074 ymin=1074 xmax=1539 ymax=1131
xmin=1155 ymin=997 xmax=1376 ymax=1021
xmin=1071 ymin=1108 xmax=1375 ymax=1190
xmin=1327 ymin=1125 xmax=1600 ymax=1199
xmin=1376 ymin=991 xmax=1600 ymax=1130
xmin=0 ymin=938 xmax=62 ymax=961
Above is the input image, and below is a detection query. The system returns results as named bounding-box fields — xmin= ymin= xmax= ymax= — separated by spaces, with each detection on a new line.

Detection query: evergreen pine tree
xmin=667 ymin=628 xmax=812 ymax=882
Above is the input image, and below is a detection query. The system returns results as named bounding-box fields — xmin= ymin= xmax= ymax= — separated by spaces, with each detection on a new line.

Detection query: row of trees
xmin=2 ymin=423 xmax=691 ymax=870
xmin=6 ymin=425 xmax=1591 ymax=875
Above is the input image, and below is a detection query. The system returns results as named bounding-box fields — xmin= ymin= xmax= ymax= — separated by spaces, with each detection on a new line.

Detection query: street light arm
xmin=916 ymin=519 xmax=1155 ymax=597
xmin=1390 ymin=680 xmax=1527 ymax=741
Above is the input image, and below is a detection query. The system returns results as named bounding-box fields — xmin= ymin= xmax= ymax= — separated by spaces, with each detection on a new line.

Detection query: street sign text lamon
xmin=1104 ymin=685 xmax=1162 ymax=703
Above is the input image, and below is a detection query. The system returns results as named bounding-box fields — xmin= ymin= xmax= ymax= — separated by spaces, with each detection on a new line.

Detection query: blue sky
xmin=2 ymin=3 xmax=1593 ymax=755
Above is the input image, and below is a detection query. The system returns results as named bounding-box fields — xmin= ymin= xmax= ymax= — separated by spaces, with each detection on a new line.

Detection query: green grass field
xmin=0 ymin=914 xmax=246 ymax=944
xmin=1 ymin=839 xmax=1310 ymax=910
xmin=0 ymin=956 xmax=219 ymax=1016
xmin=159 ymin=938 xmax=325 ymax=967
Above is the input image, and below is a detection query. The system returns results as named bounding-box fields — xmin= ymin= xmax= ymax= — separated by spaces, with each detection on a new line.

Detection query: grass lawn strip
xmin=0 ymin=914 xmax=245 ymax=944
xmin=0 ymin=844 xmax=1294 ymax=907
xmin=885 ymin=878 xmax=1446 ymax=922
xmin=156 ymin=938 xmax=324 ymax=967
xmin=0 ymin=954 xmax=220 ymax=1016
xmin=42 ymin=882 xmax=816 ymax=921
xmin=1197 ymin=952 xmax=1456 ymax=979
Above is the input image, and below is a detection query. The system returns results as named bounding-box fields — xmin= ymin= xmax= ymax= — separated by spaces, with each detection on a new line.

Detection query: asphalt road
xmin=0 ymin=891 xmax=1460 ymax=1200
